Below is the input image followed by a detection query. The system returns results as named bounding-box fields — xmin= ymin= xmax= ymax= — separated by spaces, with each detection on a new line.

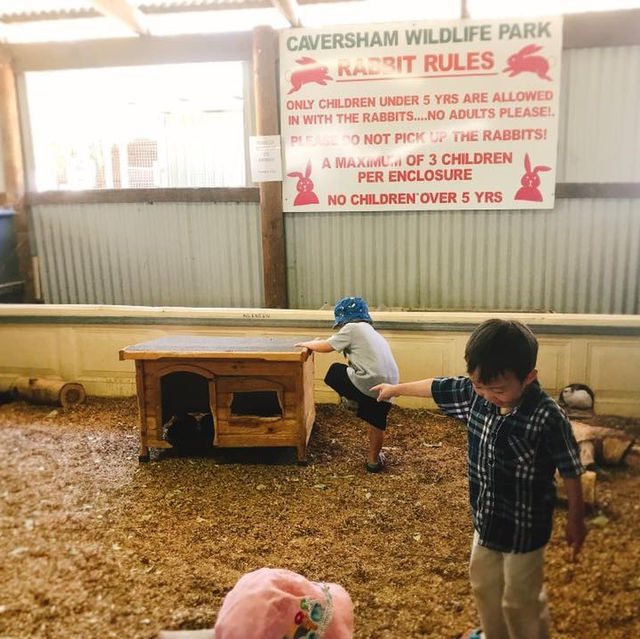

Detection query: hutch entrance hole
xmin=160 ymin=371 xmax=210 ymax=424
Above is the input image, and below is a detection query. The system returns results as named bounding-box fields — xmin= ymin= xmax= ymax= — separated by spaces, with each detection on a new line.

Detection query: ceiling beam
xmin=0 ymin=1 xmax=358 ymax=23
xmin=9 ymin=32 xmax=253 ymax=72
xmin=91 ymin=0 xmax=150 ymax=36
xmin=272 ymin=0 xmax=302 ymax=27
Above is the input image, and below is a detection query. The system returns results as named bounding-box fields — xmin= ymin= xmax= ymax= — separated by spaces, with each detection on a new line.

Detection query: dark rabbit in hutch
xmin=165 ymin=412 xmax=214 ymax=453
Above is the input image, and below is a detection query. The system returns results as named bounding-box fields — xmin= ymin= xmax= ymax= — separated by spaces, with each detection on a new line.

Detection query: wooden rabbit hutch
xmin=119 ymin=335 xmax=315 ymax=463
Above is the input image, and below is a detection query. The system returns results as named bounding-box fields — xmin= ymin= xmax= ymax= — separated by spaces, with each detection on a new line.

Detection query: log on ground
xmin=571 ymin=420 xmax=635 ymax=466
xmin=12 ymin=377 xmax=86 ymax=408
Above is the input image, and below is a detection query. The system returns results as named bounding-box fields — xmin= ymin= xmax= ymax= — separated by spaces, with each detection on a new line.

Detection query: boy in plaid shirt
xmin=372 ymin=319 xmax=586 ymax=639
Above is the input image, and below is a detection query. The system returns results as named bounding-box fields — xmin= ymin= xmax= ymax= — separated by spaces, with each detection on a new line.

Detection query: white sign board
xmin=279 ymin=16 xmax=563 ymax=211
xmin=249 ymin=135 xmax=283 ymax=182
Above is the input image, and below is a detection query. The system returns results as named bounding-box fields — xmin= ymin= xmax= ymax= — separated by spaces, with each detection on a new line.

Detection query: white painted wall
xmin=1 ymin=305 xmax=639 ymax=416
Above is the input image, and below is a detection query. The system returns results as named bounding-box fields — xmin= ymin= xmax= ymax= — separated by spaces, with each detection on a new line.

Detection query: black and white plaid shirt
xmin=431 ymin=377 xmax=584 ymax=553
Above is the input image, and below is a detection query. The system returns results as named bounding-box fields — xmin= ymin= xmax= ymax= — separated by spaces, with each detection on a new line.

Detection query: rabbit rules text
xmin=280 ymin=15 xmax=563 ymax=210
xmin=498 ymin=22 xmax=552 ymax=40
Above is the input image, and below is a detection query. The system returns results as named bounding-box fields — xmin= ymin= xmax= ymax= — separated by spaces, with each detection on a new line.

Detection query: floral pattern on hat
xmin=283 ymin=585 xmax=333 ymax=639
xmin=333 ymin=296 xmax=372 ymax=327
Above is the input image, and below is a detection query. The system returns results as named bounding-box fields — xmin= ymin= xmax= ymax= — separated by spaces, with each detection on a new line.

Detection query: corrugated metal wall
xmin=286 ymin=46 xmax=640 ymax=312
xmin=285 ymin=198 xmax=640 ymax=313
xmin=29 ymin=47 xmax=640 ymax=312
xmin=31 ymin=201 xmax=263 ymax=306
xmin=556 ymin=46 xmax=640 ymax=182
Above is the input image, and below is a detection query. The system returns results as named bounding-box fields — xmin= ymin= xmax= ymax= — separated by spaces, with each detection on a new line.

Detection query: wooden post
xmin=0 ymin=48 xmax=35 ymax=301
xmin=252 ymin=26 xmax=287 ymax=309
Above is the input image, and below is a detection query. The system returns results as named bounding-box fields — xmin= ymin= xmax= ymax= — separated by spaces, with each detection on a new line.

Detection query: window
xmin=230 ymin=391 xmax=283 ymax=417
xmin=25 ymin=62 xmax=246 ymax=190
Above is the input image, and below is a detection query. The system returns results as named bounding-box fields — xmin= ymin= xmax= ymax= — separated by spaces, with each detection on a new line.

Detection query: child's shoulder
xmin=341 ymin=320 xmax=374 ymax=332
xmin=528 ymin=384 xmax=568 ymax=422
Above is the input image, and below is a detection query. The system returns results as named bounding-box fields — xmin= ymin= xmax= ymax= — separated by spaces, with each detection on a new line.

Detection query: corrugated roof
xmin=0 ymin=0 xmax=352 ymax=22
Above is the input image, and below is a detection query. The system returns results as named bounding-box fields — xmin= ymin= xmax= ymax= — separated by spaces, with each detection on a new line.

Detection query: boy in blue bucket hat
xmin=296 ymin=297 xmax=399 ymax=472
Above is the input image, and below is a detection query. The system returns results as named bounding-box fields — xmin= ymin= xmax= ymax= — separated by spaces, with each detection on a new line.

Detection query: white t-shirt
xmin=327 ymin=322 xmax=399 ymax=399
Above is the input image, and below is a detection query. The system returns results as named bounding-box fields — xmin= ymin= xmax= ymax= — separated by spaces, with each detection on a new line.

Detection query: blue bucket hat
xmin=333 ymin=296 xmax=372 ymax=327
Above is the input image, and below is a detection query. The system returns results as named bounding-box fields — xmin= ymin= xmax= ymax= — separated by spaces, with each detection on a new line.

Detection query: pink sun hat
xmin=213 ymin=567 xmax=353 ymax=639
xmin=157 ymin=568 xmax=353 ymax=639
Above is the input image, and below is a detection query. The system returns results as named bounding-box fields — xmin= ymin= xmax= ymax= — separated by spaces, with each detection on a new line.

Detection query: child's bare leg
xmin=367 ymin=425 xmax=384 ymax=464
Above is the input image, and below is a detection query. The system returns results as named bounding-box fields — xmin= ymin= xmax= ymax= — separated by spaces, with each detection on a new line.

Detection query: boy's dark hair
xmin=465 ymin=319 xmax=538 ymax=383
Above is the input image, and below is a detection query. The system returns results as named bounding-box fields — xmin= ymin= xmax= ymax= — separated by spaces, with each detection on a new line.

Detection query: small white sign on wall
xmin=249 ymin=135 xmax=283 ymax=182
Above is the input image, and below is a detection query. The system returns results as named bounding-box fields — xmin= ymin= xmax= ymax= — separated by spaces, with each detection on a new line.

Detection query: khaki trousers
xmin=469 ymin=532 xmax=551 ymax=639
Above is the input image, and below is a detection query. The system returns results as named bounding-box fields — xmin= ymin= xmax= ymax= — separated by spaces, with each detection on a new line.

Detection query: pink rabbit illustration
xmin=514 ymin=153 xmax=551 ymax=202
xmin=503 ymin=44 xmax=552 ymax=81
xmin=287 ymin=160 xmax=319 ymax=206
xmin=287 ymin=57 xmax=332 ymax=94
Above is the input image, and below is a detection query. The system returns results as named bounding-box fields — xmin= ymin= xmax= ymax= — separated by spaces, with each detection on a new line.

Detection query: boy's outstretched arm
xmin=371 ymin=378 xmax=435 ymax=402
xmin=295 ymin=339 xmax=335 ymax=353
xmin=563 ymin=477 xmax=587 ymax=561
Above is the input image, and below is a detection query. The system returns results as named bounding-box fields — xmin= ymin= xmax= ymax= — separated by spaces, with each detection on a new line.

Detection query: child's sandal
xmin=457 ymin=629 xmax=483 ymax=639
xmin=339 ymin=396 xmax=358 ymax=412
xmin=365 ymin=452 xmax=387 ymax=473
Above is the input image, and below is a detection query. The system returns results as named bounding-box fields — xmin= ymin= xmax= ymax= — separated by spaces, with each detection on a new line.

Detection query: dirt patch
xmin=0 ymin=398 xmax=638 ymax=638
